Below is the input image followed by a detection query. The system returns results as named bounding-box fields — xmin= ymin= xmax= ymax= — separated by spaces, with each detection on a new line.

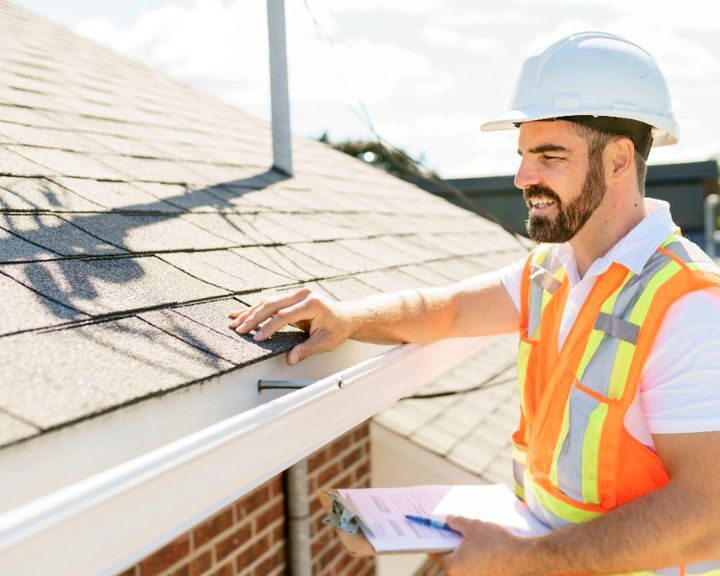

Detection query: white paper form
xmin=338 ymin=484 xmax=551 ymax=553
xmin=432 ymin=484 xmax=551 ymax=537
xmin=339 ymin=485 xmax=462 ymax=553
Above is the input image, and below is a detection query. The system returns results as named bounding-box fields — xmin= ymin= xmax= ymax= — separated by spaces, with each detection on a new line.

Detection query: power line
xmin=403 ymin=363 xmax=516 ymax=400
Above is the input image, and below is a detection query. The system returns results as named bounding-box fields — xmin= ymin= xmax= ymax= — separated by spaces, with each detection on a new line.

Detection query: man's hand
xmin=228 ymin=288 xmax=352 ymax=365
xmin=434 ymin=516 xmax=529 ymax=576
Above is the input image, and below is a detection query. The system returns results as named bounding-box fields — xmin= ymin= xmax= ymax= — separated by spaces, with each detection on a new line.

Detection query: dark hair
xmin=571 ymin=122 xmax=647 ymax=196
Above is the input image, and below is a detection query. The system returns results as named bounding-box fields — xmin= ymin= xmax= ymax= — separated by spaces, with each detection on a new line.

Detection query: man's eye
xmin=542 ymin=155 xmax=561 ymax=161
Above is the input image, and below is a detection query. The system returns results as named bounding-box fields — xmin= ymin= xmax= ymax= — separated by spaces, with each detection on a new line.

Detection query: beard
xmin=524 ymin=155 xmax=606 ymax=244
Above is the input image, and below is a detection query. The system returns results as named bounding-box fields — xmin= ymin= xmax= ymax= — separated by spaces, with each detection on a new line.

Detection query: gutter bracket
xmin=258 ymin=378 xmax=344 ymax=392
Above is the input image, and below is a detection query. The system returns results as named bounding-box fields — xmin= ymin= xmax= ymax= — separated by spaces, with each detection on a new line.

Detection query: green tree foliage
xmin=318 ymin=133 xmax=438 ymax=180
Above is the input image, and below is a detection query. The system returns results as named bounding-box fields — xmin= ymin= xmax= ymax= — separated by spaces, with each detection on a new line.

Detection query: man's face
xmin=515 ymin=121 xmax=606 ymax=243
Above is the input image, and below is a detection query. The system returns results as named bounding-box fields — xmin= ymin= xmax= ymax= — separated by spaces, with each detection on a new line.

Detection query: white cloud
xmin=328 ymin=0 xmax=441 ymax=14
xmin=414 ymin=72 xmax=455 ymax=97
xmin=69 ymin=0 xmax=719 ymax=178
xmin=421 ymin=26 xmax=462 ymax=46
xmin=465 ymin=37 xmax=500 ymax=55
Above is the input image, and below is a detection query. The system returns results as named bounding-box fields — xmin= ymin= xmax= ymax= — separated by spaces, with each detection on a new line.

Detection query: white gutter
xmin=0 ymin=336 xmax=489 ymax=575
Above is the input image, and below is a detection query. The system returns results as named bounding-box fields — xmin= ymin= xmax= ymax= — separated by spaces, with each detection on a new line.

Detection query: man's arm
xmin=438 ymin=431 xmax=720 ymax=576
xmin=228 ymin=271 xmax=519 ymax=365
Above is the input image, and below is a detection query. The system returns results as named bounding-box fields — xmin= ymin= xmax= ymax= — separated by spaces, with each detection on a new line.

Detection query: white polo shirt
xmin=501 ymin=198 xmax=720 ymax=449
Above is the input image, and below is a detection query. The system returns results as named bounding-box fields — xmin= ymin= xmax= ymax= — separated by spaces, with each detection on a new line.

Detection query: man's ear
xmin=605 ymin=137 xmax=635 ymax=180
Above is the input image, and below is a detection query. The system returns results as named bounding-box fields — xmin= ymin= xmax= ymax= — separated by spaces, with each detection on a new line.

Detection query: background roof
xmin=0 ymin=0 xmax=528 ymax=450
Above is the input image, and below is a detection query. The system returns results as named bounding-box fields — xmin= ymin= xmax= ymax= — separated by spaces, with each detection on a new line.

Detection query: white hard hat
xmin=481 ymin=31 xmax=679 ymax=149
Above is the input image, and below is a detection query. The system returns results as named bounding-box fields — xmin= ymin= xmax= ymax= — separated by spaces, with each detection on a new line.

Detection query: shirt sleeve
xmin=498 ymin=258 xmax=525 ymax=312
xmin=640 ymin=287 xmax=720 ymax=435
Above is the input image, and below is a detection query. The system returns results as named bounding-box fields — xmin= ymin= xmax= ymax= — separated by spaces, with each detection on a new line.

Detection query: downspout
xmin=285 ymin=459 xmax=311 ymax=576
xmin=704 ymin=193 xmax=718 ymax=259
xmin=267 ymin=0 xmax=293 ymax=176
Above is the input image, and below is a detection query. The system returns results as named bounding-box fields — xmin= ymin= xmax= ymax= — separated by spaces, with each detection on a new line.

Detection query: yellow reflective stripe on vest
xmin=517 ymin=339 xmax=532 ymax=417
xmin=525 ymin=472 xmax=602 ymax=525
xmin=549 ymin=400 xmax=571 ymax=487
xmin=608 ymin=260 xmax=682 ymax=399
xmin=581 ymin=401 xmax=609 ymax=504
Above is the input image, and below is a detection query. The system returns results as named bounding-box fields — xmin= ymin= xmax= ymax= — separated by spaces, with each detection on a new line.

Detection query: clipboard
xmin=317 ymin=489 xmax=454 ymax=557
xmin=318 ymin=489 xmax=375 ymax=557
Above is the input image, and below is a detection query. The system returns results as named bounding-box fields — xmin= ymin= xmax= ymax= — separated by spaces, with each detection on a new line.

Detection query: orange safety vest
xmin=514 ymin=233 xmax=720 ymax=575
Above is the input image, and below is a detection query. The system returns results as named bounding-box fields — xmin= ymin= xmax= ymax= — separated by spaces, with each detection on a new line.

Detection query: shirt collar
xmin=555 ymin=198 xmax=677 ymax=286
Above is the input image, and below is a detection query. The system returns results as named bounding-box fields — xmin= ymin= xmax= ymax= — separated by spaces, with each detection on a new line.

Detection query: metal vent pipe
xmin=267 ymin=0 xmax=293 ymax=175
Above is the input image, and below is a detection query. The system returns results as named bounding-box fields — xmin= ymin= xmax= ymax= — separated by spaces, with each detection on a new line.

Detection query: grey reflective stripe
xmin=523 ymin=480 xmax=572 ymax=530
xmin=527 ymin=246 xmax=564 ymax=337
xmin=684 ymin=559 xmax=720 ymax=574
xmin=577 ymin=251 xmax=671 ymax=396
xmin=594 ymin=312 xmax=639 ymax=344
xmin=527 ymin=279 xmax=544 ymax=338
xmin=577 ymin=332 xmax=620 ymax=397
xmin=612 ymin=250 xmax=673 ymax=318
xmin=512 ymin=459 xmax=525 ymax=490
xmin=664 ymin=238 xmax=719 ymax=270
xmin=530 ymin=265 xmax=562 ymax=294
xmin=557 ymin=387 xmax=601 ymax=503
xmin=655 ymin=568 xmax=682 ymax=576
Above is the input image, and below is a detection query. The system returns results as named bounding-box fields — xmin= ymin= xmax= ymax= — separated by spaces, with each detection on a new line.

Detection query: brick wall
xmin=307 ymin=422 xmax=374 ymax=576
xmin=117 ymin=422 xmax=374 ymax=576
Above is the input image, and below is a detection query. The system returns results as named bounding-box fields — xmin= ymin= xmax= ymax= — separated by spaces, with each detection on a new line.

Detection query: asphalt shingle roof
xmin=375 ymin=335 xmax=519 ymax=486
xmin=0 ymin=0 xmax=528 ymax=450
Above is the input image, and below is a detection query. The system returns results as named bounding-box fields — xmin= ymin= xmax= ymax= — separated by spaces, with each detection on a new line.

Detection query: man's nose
xmin=514 ymin=157 xmax=540 ymax=190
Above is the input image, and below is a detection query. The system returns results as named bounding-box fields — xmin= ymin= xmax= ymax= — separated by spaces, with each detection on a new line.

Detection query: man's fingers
xmin=229 ymin=288 xmax=311 ymax=332
xmin=444 ymin=515 xmax=470 ymax=534
xmin=253 ymin=299 xmax=317 ymax=341
xmin=287 ymin=332 xmax=335 ymax=365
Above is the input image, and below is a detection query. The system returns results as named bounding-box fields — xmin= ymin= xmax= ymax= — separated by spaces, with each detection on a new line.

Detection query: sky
xmin=13 ymin=0 xmax=720 ymax=177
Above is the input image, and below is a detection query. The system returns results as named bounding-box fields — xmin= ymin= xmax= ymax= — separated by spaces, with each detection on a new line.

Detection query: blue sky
xmin=14 ymin=0 xmax=720 ymax=177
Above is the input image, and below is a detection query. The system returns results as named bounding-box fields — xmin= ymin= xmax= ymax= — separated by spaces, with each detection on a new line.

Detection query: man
xmin=229 ymin=32 xmax=720 ymax=575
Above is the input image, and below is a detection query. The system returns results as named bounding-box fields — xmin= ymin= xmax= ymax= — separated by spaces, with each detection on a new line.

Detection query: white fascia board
xmin=0 ymin=336 xmax=488 ymax=576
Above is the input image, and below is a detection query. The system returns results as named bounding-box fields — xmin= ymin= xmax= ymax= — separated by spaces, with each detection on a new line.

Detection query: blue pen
xmin=405 ymin=514 xmax=461 ymax=535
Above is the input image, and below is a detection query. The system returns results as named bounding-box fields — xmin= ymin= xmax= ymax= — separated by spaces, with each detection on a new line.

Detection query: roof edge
xmin=0 ymin=336 xmax=489 ymax=575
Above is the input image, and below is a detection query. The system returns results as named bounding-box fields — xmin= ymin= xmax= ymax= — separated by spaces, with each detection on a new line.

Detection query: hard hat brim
xmin=480 ymin=108 xmax=679 ymax=147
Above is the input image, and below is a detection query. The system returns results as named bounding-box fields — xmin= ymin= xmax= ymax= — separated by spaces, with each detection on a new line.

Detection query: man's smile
xmin=528 ymin=197 xmax=556 ymax=215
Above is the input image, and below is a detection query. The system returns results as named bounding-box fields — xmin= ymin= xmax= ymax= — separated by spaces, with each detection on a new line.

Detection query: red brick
xmin=271 ymin=521 xmax=285 ymax=545
xmin=169 ymin=565 xmax=189 ymax=576
xmin=236 ymin=536 xmax=272 ymax=575
xmin=210 ymin=561 xmax=234 ymax=576
xmin=268 ymin=477 xmax=283 ymax=498
xmin=309 ymin=496 xmax=322 ymax=516
xmin=311 ymin=528 xmax=332 ymax=557
xmin=215 ymin=523 xmax=252 ymax=562
xmin=275 ymin=544 xmax=286 ymax=566
xmin=140 ymin=534 xmax=190 ymax=576
xmin=235 ymin=484 xmax=271 ymax=520
xmin=187 ymin=551 xmax=212 ymax=576
xmin=342 ymin=447 xmax=363 ymax=469
xmin=317 ymin=462 xmax=341 ymax=487
xmin=235 ymin=544 xmax=255 ymax=574
xmin=354 ymin=423 xmax=370 ymax=441
xmin=251 ymin=554 xmax=277 ymax=576
xmin=235 ymin=480 xmax=274 ymax=522
xmin=308 ymin=445 xmax=331 ymax=470
xmin=319 ymin=541 xmax=338 ymax=569
xmin=193 ymin=507 xmax=234 ymax=548
xmin=254 ymin=502 xmax=283 ymax=533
